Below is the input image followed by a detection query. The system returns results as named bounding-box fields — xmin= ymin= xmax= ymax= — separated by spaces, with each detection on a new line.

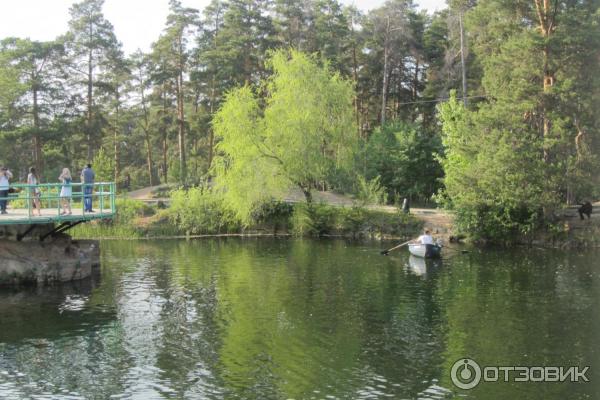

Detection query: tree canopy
xmin=0 ymin=0 xmax=598 ymax=240
xmin=438 ymin=0 xmax=600 ymax=241
xmin=213 ymin=50 xmax=357 ymax=223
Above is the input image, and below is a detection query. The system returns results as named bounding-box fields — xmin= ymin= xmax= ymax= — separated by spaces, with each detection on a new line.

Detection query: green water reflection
xmin=0 ymin=239 xmax=598 ymax=399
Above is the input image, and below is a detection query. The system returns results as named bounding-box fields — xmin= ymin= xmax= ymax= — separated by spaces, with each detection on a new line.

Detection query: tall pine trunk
xmin=412 ymin=59 xmax=420 ymax=122
xmin=32 ymin=83 xmax=43 ymax=178
xmin=207 ymin=12 xmax=220 ymax=172
xmin=86 ymin=38 xmax=93 ymax=161
xmin=381 ymin=17 xmax=390 ymax=126
xmin=459 ymin=13 xmax=468 ymax=106
xmin=162 ymin=91 xmax=169 ymax=184
xmin=113 ymin=86 xmax=120 ymax=186
xmin=176 ymin=37 xmax=186 ymax=183
xmin=140 ymin=85 xmax=154 ymax=186
xmin=208 ymin=83 xmax=216 ymax=170
xmin=350 ymin=18 xmax=361 ymax=138
xmin=534 ymin=0 xmax=556 ymax=163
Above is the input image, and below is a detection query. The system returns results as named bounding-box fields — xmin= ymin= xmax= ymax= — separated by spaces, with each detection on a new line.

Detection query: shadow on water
xmin=0 ymin=267 xmax=114 ymax=343
xmin=0 ymin=238 xmax=599 ymax=399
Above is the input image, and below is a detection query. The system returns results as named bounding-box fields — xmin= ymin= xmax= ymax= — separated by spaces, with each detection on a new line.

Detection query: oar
xmin=381 ymin=240 xmax=412 ymax=255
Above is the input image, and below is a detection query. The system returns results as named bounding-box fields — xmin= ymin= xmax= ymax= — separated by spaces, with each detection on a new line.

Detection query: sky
xmin=0 ymin=0 xmax=447 ymax=55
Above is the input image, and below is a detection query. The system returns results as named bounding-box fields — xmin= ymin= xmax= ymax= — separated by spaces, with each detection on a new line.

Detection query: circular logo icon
xmin=451 ymin=358 xmax=482 ymax=390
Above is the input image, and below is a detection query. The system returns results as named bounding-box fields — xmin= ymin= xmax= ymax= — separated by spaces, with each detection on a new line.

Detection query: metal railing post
xmin=27 ymin=186 xmax=32 ymax=222
xmin=112 ymin=182 xmax=116 ymax=213
xmin=100 ymin=183 xmax=104 ymax=217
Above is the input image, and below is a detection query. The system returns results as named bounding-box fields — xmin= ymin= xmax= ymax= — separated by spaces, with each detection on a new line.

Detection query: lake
xmin=0 ymin=239 xmax=598 ymax=399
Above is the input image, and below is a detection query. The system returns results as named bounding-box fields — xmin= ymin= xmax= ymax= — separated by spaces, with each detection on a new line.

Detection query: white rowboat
xmin=408 ymin=243 xmax=442 ymax=258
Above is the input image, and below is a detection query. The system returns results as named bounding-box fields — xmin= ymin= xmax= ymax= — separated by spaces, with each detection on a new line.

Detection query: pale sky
xmin=0 ymin=0 xmax=446 ymax=55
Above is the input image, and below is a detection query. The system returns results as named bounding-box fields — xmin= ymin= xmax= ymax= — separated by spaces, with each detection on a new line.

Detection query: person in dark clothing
xmin=578 ymin=201 xmax=593 ymax=220
xmin=81 ymin=164 xmax=95 ymax=212
xmin=402 ymin=197 xmax=410 ymax=214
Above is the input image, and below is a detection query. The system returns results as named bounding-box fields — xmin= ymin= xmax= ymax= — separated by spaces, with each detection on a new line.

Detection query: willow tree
xmin=213 ymin=49 xmax=357 ymax=224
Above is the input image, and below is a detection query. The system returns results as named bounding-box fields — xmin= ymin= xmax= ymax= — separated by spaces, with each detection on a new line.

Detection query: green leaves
xmin=365 ymin=120 xmax=443 ymax=203
xmin=213 ymin=50 xmax=358 ymax=224
xmin=436 ymin=0 xmax=600 ymax=242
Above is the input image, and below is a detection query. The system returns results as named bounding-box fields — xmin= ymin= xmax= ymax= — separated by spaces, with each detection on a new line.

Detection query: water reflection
xmin=407 ymin=255 xmax=443 ymax=277
xmin=0 ymin=239 xmax=599 ymax=399
xmin=0 ymin=268 xmax=107 ymax=343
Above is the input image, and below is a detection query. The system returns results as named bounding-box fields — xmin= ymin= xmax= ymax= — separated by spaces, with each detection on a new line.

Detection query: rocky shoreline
xmin=0 ymin=224 xmax=100 ymax=286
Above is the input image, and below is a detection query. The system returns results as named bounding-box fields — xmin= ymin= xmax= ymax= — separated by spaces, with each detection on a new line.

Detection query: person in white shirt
xmin=0 ymin=167 xmax=13 ymax=214
xmin=27 ymin=167 xmax=42 ymax=216
xmin=416 ymin=229 xmax=434 ymax=245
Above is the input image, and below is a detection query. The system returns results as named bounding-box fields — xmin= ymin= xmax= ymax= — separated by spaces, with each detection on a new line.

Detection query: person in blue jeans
xmin=80 ymin=164 xmax=95 ymax=212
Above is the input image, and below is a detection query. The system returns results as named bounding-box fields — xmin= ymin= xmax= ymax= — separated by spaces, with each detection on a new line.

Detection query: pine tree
xmin=151 ymin=0 xmax=200 ymax=183
xmin=62 ymin=0 xmax=120 ymax=162
xmin=0 ymin=38 xmax=65 ymax=178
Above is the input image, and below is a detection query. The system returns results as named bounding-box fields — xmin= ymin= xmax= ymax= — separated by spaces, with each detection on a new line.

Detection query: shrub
xmin=355 ymin=175 xmax=388 ymax=206
xmin=251 ymin=200 xmax=294 ymax=233
xmin=168 ymin=187 xmax=241 ymax=234
xmin=69 ymin=198 xmax=151 ymax=239
xmin=114 ymin=197 xmax=154 ymax=224
xmin=364 ymin=209 xmax=423 ymax=238
xmin=290 ymin=202 xmax=337 ymax=236
xmin=291 ymin=203 xmax=422 ymax=238
xmin=336 ymin=206 xmax=368 ymax=237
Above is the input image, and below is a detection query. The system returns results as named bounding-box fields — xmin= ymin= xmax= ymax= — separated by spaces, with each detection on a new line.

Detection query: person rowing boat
xmin=408 ymin=229 xmax=442 ymax=258
xmin=380 ymin=229 xmax=437 ymax=256
xmin=412 ymin=229 xmax=434 ymax=245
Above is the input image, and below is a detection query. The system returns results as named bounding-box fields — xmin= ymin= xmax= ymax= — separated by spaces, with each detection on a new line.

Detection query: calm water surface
xmin=0 ymin=239 xmax=599 ymax=399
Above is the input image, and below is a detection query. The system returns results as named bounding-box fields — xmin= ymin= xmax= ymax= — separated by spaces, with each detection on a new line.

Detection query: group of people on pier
xmin=0 ymin=164 xmax=95 ymax=216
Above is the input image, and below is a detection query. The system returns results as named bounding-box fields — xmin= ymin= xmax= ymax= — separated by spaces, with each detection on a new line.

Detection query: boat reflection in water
xmin=407 ymin=255 xmax=442 ymax=277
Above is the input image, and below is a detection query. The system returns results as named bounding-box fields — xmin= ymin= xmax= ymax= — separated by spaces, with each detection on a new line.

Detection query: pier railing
xmin=0 ymin=182 xmax=116 ymax=225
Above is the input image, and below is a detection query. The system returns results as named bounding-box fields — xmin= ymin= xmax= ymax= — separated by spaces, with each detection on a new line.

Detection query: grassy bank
xmin=71 ymin=195 xmax=423 ymax=240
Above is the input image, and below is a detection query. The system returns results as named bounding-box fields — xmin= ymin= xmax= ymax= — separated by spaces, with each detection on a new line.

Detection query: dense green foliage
xmin=290 ymin=203 xmax=423 ymax=238
xmin=71 ymin=197 xmax=154 ymax=238
xmin=435 ymin=0 xmax=600 ymax=242
xmin=0 ymin=0 xmax=453 ymax=200
xmin=2 ymin=0 xmax=599 ymax=242
xmin=365 ymin=121 xmax=443 ymax=204
xmin=213 ymin=50 xmax=358 ymax=223
xmin=168 ymin=187 xmax=241 ymax=234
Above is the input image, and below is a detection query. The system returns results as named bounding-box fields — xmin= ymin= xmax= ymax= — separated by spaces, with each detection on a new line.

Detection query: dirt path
xmin=128 ymin=185 xmax=163 ymax=200
xmin=128 ymin=185 xmax=171 ymax=204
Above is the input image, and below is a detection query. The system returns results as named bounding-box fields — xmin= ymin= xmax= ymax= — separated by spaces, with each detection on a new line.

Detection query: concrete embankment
xmin=0 ymin=224 xmax=99 ymax=286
